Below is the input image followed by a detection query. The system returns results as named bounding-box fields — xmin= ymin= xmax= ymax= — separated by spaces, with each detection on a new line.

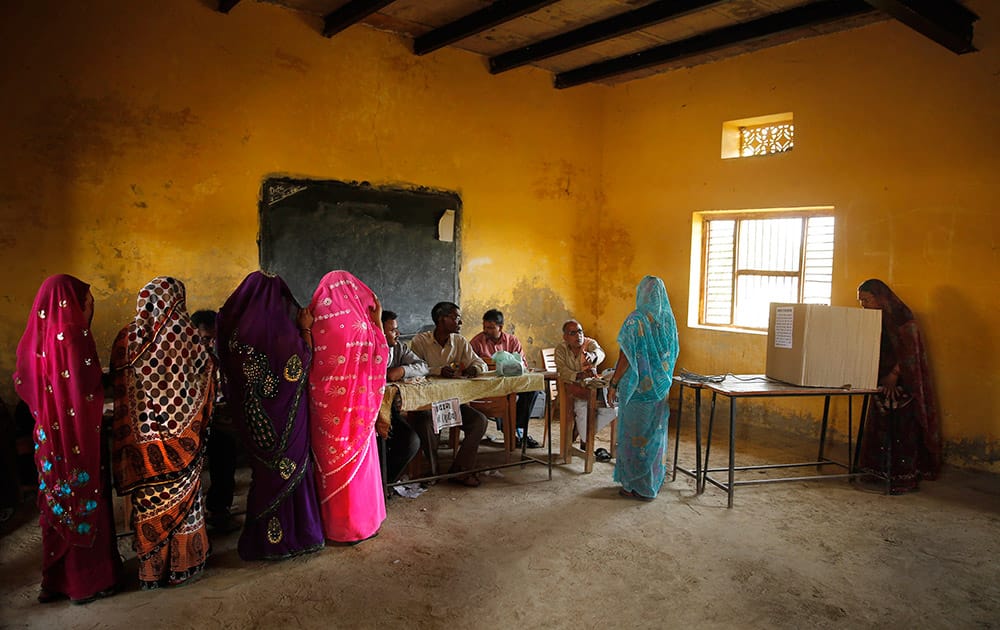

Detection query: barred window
xmin=739 ymin=122 xmax=794 ymax=156
xmin=698 ymin=209 xmax=834 ymax=330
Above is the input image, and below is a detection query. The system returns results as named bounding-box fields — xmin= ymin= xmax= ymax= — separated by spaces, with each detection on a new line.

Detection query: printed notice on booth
xmin=774 ymin=307 xmax=794 ymax=349
xmin=431 ymin=398 xmax=462 ymax=433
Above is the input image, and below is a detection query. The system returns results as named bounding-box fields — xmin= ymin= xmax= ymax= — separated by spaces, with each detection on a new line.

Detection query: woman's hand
xmin=879 ymin=365 xmax=900 ymax=396
xmin=368 ymin=294 xmax=383 ymax=329
xmin=607 ymin=385 xmax=618 ymax=406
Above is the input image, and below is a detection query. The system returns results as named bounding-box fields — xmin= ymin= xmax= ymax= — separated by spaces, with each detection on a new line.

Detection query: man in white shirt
xmin=409 ymin=302 xmax=489 ymax=487
xmin=555 ymin=319 xmax=614 ymax=461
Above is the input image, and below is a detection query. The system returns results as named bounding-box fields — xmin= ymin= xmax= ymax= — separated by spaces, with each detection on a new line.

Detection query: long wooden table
xmin=378 ymin=372 xmax=549 ymax=485
xmin=697 ymin=374 xmax=877 ymax=508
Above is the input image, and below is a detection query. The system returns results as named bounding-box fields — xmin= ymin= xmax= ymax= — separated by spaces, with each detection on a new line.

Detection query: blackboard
xmin=258 ymin=178 xmax=461 ymax=337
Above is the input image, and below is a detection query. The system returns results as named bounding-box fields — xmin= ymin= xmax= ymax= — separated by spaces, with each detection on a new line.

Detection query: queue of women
xmin=12 ymin=271 xmax=939 ymax=605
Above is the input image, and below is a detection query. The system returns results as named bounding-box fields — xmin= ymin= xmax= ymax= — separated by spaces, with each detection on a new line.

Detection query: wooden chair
xmin=405 ymin=415 xmax=463 ymax=478
xmin=540 ymin=347 xmax=558 ymax=449
xmin=468 ymin=395 xmax=517 ymax=455
xmin=558 ymin=380 xmax=617 ymax=473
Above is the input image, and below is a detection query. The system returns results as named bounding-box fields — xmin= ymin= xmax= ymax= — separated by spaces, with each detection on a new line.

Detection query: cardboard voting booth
xmin=765 ymin=303 xmax=881 ymax=389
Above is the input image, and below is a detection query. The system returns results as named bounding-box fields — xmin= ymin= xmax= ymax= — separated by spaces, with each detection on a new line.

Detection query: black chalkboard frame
xmin=258 ymin=177 xmax=462 ymax=337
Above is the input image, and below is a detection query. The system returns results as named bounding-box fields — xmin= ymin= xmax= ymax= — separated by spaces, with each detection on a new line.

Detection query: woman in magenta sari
xmin=14 ymin=274 xmax=121 ymax=604
xmin=307 ymin=271 xmax=388 ymax=544
xmin=217 ymin=271 xmax=324 ymax=560
xmin=857 ymin=279 xmax=941 ymax=494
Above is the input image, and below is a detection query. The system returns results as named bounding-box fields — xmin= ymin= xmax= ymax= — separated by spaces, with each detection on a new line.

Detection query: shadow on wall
xmin=932 ymin=284 xmax=998 ymax=470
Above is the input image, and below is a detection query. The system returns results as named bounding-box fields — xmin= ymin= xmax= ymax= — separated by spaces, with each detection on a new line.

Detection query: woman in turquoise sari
xmin=607 ymin=276 xmax=679 ymax=501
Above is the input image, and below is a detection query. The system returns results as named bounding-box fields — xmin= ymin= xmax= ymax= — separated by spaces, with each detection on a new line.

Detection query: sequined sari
xmin=613 ymin=276 xmax=680 ymax=499
xmin=218 ymin=272 xmax=324 ymax=559
xmin=111 ymin=277 xmax=213 ymax=588
xmin=14 ymin=274 xmax=122 ymax=601
xmin=308 ymin=271 xmax=388 ymax=543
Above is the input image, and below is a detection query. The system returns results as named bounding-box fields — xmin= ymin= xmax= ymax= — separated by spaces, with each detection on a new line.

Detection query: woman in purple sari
xmin=217 ymin=272 xmax=324 ymax=560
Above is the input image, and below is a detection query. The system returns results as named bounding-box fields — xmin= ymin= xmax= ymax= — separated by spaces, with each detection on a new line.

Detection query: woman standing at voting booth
xmin=607 ymin=276 xmax=680 ymax=501
xmin=857 ymin=279 xmax=941 ymax=494
xmin=307 ymin=271 xmax=388 ymax=543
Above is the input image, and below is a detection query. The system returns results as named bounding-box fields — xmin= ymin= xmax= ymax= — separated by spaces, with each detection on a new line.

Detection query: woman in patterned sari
xmin=111 ymin=277 xmax=213 ymax=588
xmin=14 ymin=274 xmax=122 ymax=604
xmin=607 ymin=276 xmax=680 ymax=501
xmin=857 ymin=279 xmax=941 ymax=494
xmin=307 ymin=270 xmax=388 ymax=544
xmin=217 ymin=271 xmax=324 ymax=560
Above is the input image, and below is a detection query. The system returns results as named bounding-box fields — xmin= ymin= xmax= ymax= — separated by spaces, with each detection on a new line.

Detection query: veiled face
xmin=858 ymin=290 xmax=879 ymax=310
xmin=81 ymin=291 xmax=95 ymax=326
xmin=636 ymin=276 xmax=666 ymax=318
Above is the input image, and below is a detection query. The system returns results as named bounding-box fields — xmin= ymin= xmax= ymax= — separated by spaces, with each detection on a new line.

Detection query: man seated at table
xmin=409 ymin=302 xmax=489 ymax=487
xmin=378 ymin=310 xmax=426 ymax=487
xmin=469 ymin=308 xmax=541 ymax=449
xmin=555 ymin=319 xmax=615 ymax=461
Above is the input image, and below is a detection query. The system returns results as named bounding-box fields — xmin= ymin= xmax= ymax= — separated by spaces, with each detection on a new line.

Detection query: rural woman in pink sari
xmin=307 ymin=271 xmax=388 ymax=543
xmin=14 ymin=274 xmax=122 ymax=604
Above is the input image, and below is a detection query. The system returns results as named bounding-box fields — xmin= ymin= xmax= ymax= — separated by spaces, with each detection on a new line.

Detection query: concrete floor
xmin=2 ymin=419 xmax=999 ymax=629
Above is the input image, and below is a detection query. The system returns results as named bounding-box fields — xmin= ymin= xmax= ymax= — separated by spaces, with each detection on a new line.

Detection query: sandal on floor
xmin=447 ymin=473 xmax=481 ymax=488
xmin=595 ymin=448 xmax=612 ymax=462
xmin=618 ymin=488 xmax=654 ymax=502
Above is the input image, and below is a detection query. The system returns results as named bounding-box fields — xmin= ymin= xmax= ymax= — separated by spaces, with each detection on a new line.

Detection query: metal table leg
xmin=727 ymin=397 xmax=735 ymax=509
xmin=817 ymin=395 xmax=831 ymax=465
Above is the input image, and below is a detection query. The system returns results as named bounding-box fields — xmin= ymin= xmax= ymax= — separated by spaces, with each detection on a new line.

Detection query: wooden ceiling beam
xmin=323 ymin=0 xmax=396 ymax=39
xmin=413 ymin=0 xmax=560 ymax=56
xmin=218 ymin=0 xmax=241 ymax=13
xmin=555 ymin=0 xmax=875 ymax=89
xmin=490 ymin=0 xmax=727 ymax=75
xmin=862 ymin=0 xmax=977 ymax=53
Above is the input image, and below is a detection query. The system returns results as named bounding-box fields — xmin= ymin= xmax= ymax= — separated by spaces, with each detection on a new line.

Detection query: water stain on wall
xmin=592 ymin=222 xmax=635 ymax=323
xmin=531 ymin=160 xmax=576 ymax=201
xmin=463 ymin=278 xmax=572 ymax=369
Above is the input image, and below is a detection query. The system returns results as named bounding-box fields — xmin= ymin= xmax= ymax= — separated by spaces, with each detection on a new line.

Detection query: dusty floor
xmin=2 ymin=418 xmax=999 ymax=630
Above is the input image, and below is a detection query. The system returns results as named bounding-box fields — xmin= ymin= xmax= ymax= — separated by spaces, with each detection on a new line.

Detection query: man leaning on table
xmin=378 ymin=310 xmax=426 ymax=487
xmin=409 ymin=302 xmax=489 ymax=487
xmin=469 ymin=308 xmax=542 ymax=449
xmin=555 ymin=319 xmax=614 ymax=461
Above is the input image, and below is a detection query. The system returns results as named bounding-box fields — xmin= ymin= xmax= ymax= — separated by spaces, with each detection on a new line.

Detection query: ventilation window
xmin=722 ymin=113 xmax=794 ymax=159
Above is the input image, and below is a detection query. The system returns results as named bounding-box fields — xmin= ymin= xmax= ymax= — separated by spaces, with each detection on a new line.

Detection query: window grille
xmin=699 ymin=212 xmax=834 ymax=330
xmin=739 ymin=123 xmax=794 ymax=157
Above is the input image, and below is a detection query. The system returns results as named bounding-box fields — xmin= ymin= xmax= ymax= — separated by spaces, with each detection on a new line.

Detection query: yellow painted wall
xmin=0 ymin=0 xmax=605 ymax=394
xmin=1 ymin=0 xmax=996 ymax=471
xmin=597 ymin=0 xmax=1000 ymax=470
